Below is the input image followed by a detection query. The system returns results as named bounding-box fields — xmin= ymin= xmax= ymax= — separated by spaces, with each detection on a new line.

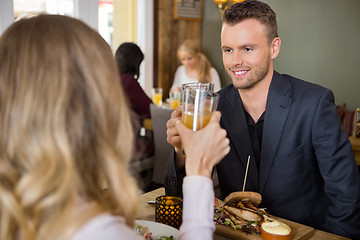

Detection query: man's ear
xmin=271 ymin=37 xmax=281 ymax=59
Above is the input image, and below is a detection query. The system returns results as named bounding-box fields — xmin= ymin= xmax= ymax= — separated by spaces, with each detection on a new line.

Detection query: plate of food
xmin=214 ymin=191 xmax=266 ymax=235
xmin=213 ymin=191 xmax=315 ymax=240
xmin=214 ymin=191 xmax=298 ymax=239
xmin=135 ymin=220 xmax=179 ymax=240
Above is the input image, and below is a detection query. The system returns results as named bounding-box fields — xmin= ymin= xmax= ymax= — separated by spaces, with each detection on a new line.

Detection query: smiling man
xmin=164 ymin=1 xmax=360 ymax=239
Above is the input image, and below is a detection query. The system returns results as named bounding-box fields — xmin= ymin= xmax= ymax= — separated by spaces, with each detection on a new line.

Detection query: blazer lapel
xmin=220 ymin=86 xmax=259 ymax=190
xmin=259 ymin=72 xmax=292 ymax=193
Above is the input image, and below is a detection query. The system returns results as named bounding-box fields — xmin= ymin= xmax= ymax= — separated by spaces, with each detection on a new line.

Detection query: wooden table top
xmin=137 ymin=188 xmax=349 ymax=240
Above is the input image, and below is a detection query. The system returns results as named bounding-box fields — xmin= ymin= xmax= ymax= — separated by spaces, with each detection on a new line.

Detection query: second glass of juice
xmin=170 ymin=91 xmax=181 ymax=109
xmin=151 ymin=87 xmax=163 ymax=106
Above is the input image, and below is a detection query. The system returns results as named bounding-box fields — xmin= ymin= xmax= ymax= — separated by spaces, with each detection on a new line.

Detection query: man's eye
xmin=244 ymin=47 xmax=253 ymax=52
xmin=223 ymin=48 xmax=232 ymax=53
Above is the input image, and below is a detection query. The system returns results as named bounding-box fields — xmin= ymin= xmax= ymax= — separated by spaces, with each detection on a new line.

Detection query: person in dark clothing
xmin=115 ymin=42 xmax=152 ymax=118
xmin=115 ymin=42 xmax=154 ymax=191
xmin=164 ymin=1 xmax=360 ymax=239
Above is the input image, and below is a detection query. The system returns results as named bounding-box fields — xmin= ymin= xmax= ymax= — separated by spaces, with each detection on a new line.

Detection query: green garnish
xmin=135 ymin=225 xmax=143 ymax=233
xmin=158 ymin=236 xmax=174 ymax=240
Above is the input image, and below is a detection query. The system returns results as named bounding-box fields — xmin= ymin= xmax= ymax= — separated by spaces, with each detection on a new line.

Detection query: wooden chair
xmin=336 ymin=103 xmax=355 ymax=136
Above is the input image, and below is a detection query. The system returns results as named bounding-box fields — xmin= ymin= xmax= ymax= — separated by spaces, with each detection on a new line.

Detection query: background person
xmin=171 ymin=39 xmax=221 ymax=93
xmin=164 ymin=1 xmax=360 ymax=239
xmin=0 ymin=14 xmax=229 ymax=240
xmin=115 ymin=42 xmax=155 ymax=192
xmin=115 ymin=42 xmax=152 ymax=119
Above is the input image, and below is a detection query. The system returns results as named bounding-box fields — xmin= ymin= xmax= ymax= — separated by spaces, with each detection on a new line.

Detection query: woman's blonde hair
xmin=177 ymin=40 xmax=212 ymax=84
xmin=0 ymin=15 xmax=139 ymax=240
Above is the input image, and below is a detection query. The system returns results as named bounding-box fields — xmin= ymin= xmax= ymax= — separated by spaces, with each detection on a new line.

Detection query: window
xmin=98 ymin=0 xmax=113 ymax=48
xmin=13 ymin=0 xmax=74 ymax=20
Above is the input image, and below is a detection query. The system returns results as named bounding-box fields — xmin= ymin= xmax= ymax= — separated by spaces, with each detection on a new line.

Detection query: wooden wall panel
xmin=157 ymin=0 xmax=202 ymax=98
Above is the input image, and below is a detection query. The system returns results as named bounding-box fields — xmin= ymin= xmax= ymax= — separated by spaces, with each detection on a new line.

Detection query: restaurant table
xmin=349 ymin=135 xmax=360 ymax=166
xmin=138 ymin=187 xmax=350 ymax=240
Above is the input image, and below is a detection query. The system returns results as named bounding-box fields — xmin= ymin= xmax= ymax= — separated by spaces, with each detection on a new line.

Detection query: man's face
xmin=221 ymin=19 xmax=278 ymax=90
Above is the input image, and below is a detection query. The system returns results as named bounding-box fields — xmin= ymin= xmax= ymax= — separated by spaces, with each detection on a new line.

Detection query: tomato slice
xmin=214 ymin=197 xmax=219 ymax=206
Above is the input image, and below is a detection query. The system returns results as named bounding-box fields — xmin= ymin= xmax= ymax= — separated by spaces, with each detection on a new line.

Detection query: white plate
xmin=135 ymin=220 xmax=179 ymax=239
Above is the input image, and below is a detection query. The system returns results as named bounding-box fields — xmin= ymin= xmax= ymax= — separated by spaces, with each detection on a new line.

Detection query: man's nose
xmin=232 ymin=53 xmax=243 ymax=65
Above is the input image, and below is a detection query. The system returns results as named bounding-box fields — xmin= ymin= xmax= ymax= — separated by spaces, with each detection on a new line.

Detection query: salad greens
xmin=135 ymin=224 xmax=175 ymax=240
xmin=158 ymin=236 xmax=174 ymax=240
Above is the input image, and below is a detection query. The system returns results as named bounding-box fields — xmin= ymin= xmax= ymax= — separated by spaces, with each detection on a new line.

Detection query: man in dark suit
xmin=164 ymin=0 xmax=360 ymax=238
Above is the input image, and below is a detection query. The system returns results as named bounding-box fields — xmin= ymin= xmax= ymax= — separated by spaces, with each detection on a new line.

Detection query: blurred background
xmin=0 ymin=0 xmax=359 ymax=110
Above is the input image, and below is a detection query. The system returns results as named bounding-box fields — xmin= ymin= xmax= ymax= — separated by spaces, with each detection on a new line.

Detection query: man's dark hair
xmin=115 ymin=42 xmax=144 ymax=79
xmin=223 ymin=0 xmax=278 ymax=44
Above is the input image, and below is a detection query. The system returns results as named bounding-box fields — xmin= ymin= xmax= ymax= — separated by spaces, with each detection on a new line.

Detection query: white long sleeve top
xmin=71 ymin=176 xmax=215 ymax=240
xmin=172 ymin=65 xmax=221 ymax=92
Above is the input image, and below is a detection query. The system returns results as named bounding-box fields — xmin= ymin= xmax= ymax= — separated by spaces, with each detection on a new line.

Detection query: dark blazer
xmin=165 ymin=71 xmax=360 ymax=239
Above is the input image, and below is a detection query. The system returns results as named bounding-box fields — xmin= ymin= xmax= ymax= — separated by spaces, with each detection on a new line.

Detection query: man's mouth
xmin=233 ymin=70 xmax=249 ymax=77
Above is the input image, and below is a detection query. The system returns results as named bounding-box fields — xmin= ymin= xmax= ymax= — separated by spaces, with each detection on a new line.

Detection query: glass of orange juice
xmin=181 ymin=88 xmax=219 ymax=131
xmin=170 ymin=92 xmax=181 ymax=109
xmin=151 ymin=87 xmax=163 ymax=106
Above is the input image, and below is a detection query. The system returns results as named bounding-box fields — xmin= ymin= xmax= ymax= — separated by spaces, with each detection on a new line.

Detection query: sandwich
xmin=214 ymin=191 xmax=272 ymax=234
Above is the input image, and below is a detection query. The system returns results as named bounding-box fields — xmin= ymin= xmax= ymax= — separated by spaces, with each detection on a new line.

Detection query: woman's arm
xmin=176 ymin=112 xmax=230 ymax=240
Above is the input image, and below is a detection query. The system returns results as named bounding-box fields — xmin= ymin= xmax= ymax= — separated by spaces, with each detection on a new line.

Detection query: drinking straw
xmin=242 ymin=155 xmax=250 ymax=192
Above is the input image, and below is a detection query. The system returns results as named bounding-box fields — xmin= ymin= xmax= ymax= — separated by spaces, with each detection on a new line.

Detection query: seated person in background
xmin=115 ymin=42 xmax=152 ymax=119
xmin=171 ymin=39 xmax=221 ymax=93
xmin=115 ymin=42 xmax=154 ymax=192
xmin=0 ymin=14 xmax=230 ymax=240
xmin=165 ymin=1 xmax=360 ymax=239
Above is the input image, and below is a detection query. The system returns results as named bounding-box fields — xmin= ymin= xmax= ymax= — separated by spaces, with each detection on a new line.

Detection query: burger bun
xmin=224 ymin=191 xmax=262 ymax=206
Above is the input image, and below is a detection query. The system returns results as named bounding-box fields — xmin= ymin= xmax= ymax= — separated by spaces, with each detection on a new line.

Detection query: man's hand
xmin=166 ymin=106 xmax=183 ymax=151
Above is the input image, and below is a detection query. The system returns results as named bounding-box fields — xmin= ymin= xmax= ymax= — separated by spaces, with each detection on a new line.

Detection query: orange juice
xmin=170 ymin=99 xmax=180 ymax=109
xmin=152 ymin=93 xmax=162 ymax=106
xmin=182 ymin=111 xmax=213 ymax=130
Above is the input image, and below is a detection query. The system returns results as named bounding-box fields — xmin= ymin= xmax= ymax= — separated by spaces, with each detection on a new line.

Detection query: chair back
xmin=150 ymin=104 xmax=173 ymax=184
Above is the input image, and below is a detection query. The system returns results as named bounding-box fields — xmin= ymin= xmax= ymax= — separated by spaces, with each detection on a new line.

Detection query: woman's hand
xmin=175 ymin=111 xmax=230 ymax=178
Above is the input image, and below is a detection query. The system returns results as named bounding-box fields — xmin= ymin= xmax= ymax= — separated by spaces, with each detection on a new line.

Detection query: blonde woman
xmin=171 ymin=40 xmax=221 ymax=93
xmin=0 ymin=15 xmax=229 ymax=240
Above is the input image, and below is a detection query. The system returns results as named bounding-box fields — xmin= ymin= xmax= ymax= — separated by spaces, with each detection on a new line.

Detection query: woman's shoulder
xmin=209 ymin=67 xmax=218 ymax=72
xmin=120 ymin=73 xmax=135 ymax=82
xmin=174 ymin=65 xmax=186 ymax=78
xmin=71 ymin=213 xmax=141 ymax=240
xmin=176 ymin=65 xmax=186 ymax=72
xmin=209 ymin=67 xmax=220 ymax=77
